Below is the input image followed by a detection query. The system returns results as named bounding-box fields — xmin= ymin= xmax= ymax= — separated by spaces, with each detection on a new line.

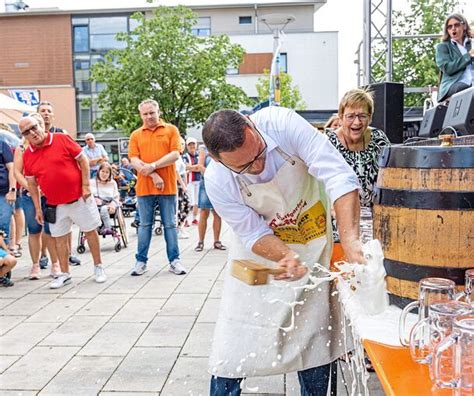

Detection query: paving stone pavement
xmin=0 ymin=218 xmax=384 ymax=395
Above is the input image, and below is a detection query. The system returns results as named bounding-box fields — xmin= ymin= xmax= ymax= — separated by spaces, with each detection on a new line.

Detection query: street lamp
xmin=259 ymin=13 xmax=295 ymax=106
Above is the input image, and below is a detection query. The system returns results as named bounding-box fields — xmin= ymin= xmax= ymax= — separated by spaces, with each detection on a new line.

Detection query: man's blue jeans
xmin=0 ymin=195 xmax=14 ymax=243
xmin=136 ymin=194 xmax=179 ymax=264
xmin=210 ymin=363 xmax=332 ymax=396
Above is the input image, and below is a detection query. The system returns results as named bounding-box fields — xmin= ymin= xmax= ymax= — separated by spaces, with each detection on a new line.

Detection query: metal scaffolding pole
xmin=362 ymin=0 xmax=393 ymax=85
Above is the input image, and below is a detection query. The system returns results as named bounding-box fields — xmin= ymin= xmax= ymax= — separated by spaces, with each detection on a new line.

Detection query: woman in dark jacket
xmin=435 ymin=13 xmax=474 ymax=102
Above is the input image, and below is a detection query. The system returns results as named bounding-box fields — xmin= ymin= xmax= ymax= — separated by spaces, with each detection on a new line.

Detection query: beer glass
xmin=432 ymin=314 xmax=474 ymax=392
xmin=409 ymin=300 xmax=472 ymax=364
xmin=399 ymin=277 xmax=456 ymax=346
xmin=456 ymin=269 xmax=474 ymax=305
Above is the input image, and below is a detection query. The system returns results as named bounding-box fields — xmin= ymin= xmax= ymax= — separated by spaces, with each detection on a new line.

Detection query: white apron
xmin=209 ymin=149 xmax=348 ymax=378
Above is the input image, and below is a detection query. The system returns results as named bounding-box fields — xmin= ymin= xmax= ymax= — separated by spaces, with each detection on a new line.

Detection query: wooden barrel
xmin=373 ymin=142 xmax=474 ymax=308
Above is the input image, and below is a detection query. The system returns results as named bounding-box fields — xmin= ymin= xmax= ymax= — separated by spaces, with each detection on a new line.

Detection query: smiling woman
xmin=325 ymin=88 xmax=390 ymax=241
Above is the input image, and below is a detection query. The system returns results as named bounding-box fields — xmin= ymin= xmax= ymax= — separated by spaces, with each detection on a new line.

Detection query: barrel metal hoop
xmin=384 ymin=258 xmax=468 ymax=284
xmin=374 ymin=188 xmax=474 ymax=210
xmin=379 ymin=146 xmax=474 ymax=168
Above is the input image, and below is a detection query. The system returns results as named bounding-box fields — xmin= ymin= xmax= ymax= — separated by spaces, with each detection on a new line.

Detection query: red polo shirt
xmin=24 ymin=132 xmax=83 ymax=205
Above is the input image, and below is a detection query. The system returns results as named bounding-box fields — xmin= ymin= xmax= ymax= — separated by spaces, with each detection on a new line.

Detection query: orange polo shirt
xmin=128 ymin=120 xmax=180 ymax=196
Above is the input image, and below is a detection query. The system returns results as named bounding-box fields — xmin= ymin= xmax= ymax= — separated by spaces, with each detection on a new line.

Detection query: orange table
xmin=363 ymin=340 xmax=452 ymax=396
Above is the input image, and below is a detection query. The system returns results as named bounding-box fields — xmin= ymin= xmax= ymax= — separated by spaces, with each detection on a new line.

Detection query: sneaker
xmin=94 ymin=265 xmax=107 ymax=283
xmin=29 ymin=264 xmax=41 ymax=280
xmin=49 ymin=273 xmax=72 ymax=289
xmin=69 ymin=255 xmax=81 ymax=266
xmin=39 ymin=255 xmax=49 ymax=269
xmin=131 ymin=261 xmax=147 ymax=276
xmin=191 ymin=219 xmax=199 ymax=225
xmin=50 ymin=261 xmax=61 ymax=278
xmin=169 ymin=259 xmax=187 ymax=275
xmin=131 ymin=220 xmax=140 ymax=228
xmin=0 ymin=276 xmax=14 ymax=287
xmin=178 ymin=229 xmax=190 ymax=239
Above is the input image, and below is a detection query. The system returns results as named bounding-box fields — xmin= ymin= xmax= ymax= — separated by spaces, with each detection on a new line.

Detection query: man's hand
xmin=82 ymin=185 xmax=92 ymax=201
xmin=140 ymin=163 xmax=156 ymax=176
xmin=150 ymin=173 xmax=164 ymax=191
xmin=343 ymin=239 xmax=365 ymax=265
xmin=35 ymin=209 xmax=44 ymax=226
xmin=273 ymin=251 xmax=308 ymax=281
xmin=5 ymin=191 xmax=16 ymax=205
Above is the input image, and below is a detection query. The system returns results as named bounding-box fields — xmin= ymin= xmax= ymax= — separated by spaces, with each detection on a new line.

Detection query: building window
xmin=72 ymin=14 xmax=138 ymax=133
xmin=239 ymin=16 xmax=252 ymax=24
xmin=192 ymin=17 xmax=211 ymax=36
xmin=73 ymin=26 xmax=89 ymax=52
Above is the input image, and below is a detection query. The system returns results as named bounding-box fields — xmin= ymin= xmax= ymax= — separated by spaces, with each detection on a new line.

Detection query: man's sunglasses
xmin=21 ymin=123 xmax=39 ymax=137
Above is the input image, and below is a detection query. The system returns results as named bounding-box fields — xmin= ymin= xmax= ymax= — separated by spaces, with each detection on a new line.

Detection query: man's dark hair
xmin=202 ymin=110 xmax=249 ymax=158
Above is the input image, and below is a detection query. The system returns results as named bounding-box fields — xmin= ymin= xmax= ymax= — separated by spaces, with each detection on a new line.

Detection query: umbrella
xmin=0 ymin=93 xmax=35 ymax=124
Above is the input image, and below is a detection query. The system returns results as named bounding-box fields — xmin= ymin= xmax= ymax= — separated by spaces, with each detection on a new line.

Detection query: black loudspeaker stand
xmin=365 ymin=82 xmax=404 ymax=143
xmin=442 ymin=87 xmax=474 ymax=135
xmin=419 ymin=104 xmax=448 ymax=138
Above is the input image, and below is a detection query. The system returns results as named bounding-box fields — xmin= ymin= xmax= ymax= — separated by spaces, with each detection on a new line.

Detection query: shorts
xmin=21 ymin=194 xmax=51 ymax=235
xmin=0 ymin=248 xmax=8 ymax=258
xmin=187 ymin=181 xmax=200 ymax=206
xmin=198 ymin=181 xmax=213 ymax=210
xmin=14 ymin=196 xmax=22 ymax=210
xmin=49 ymin=196 xmax=101 ymax=237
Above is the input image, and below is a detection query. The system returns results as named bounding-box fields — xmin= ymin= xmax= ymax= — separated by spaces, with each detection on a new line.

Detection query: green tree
xmin=255 ymin=70 xmax=306 ymax=110
xmin=372 ymin=0 xmax=461 ymax=106
xmin=89 ymin=6 xmax=251 ymax=134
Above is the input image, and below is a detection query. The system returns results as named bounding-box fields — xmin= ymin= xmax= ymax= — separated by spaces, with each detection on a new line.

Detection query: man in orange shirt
xmin=128 ymin=99 xmax=185 ymax=275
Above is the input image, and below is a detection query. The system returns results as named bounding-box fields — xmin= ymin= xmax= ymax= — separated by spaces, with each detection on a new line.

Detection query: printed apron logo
xmin=269 ymin=200 xmax=326 ymax=244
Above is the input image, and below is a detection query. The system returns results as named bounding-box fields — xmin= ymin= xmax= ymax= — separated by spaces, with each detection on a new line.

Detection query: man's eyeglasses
xmin=21 ymin=123 xmax=39 ymax=137
xmin=344 ymin=113 xmax=370 ymax=122
xmin=219 ymin=127 xmax=267 ymax=174
xmin=447 ymin=22 xmax=463 ymax=30
xmin=86 ymin=138 xmax=94 ymax=141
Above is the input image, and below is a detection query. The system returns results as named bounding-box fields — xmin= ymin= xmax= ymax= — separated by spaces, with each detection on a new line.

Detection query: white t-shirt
xmin=204 ymin=106 xmax=360 ymax=251
xmin=90 ymin=179 xmax=119 ymax=202
xmin=176 ymin=156 xmax=186 ymax=178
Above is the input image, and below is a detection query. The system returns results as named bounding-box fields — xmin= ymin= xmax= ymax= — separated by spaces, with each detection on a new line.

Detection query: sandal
xmin=9 ymin=248 xmax=21 ymax=258
xmin=213 ymin=241 xmax=227 ymax=250
xmin=194 ymin=241 xmax=204 ymax=252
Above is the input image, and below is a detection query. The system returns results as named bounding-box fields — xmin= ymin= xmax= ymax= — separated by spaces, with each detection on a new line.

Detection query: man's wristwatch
xmin=9 ymin=187 xmax=16 ymax=192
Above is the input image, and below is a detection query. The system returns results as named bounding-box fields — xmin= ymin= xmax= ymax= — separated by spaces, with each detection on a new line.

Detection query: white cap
xmin=186 ymin=137 xmax=197 ymax=145
xmin=85 ymin=133 xmax=95 ymax=141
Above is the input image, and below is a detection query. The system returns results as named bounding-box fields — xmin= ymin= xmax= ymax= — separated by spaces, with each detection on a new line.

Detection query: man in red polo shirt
xmin=19 ymin=115 xmax=106 ymax=289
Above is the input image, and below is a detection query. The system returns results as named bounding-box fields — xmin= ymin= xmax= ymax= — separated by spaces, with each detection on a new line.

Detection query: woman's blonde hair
xmin=324 ymin=114 xmax=340 ymax=129
xmin=338 ymin=89 xmax=374 ymax=117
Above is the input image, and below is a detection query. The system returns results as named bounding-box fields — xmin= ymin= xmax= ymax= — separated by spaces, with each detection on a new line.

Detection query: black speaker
xmin=442 ymin=87 xmax=474 ymax=135
xmin=366 ymin=82 xmax=404 ymax=143
xmin=419 ymin=104 xmax=448 ymax=138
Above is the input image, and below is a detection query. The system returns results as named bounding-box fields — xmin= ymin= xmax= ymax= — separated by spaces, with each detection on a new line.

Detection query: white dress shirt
xmin=451 ymin=37 xmax=473 ymax=86
xmin=204 ymin=106 xmax=360 ymax=251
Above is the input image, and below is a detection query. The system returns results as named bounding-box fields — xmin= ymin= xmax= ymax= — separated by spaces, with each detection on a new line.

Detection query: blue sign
xmin=9 ymin=90 xmax=40 ymax=107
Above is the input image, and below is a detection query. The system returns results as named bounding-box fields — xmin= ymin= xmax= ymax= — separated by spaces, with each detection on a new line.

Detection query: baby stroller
xmin=132 ymin=201 xmax=162 ymax=236
xmin=118 ymin=169 xmax=137 ymax=217
xmin=77 ymin=204 xmax=128 ymax=253
xmin=153 ymin=203 xmax=163 ymax=236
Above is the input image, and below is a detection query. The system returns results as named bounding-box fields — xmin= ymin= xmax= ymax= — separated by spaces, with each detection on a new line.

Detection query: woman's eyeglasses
xmin=344 ymin=113 xmax=370 ymax=122
xmin=447 ymin=22 xmax=463 ymax=30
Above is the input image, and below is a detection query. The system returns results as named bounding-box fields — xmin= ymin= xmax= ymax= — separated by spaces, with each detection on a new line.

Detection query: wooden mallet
xmin=231 ymin=259 xmax=286 ymax=285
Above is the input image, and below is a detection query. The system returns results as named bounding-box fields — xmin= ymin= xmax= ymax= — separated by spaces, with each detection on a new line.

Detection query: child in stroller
xmin=77 ymin=162 xmax=128 ymax=253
